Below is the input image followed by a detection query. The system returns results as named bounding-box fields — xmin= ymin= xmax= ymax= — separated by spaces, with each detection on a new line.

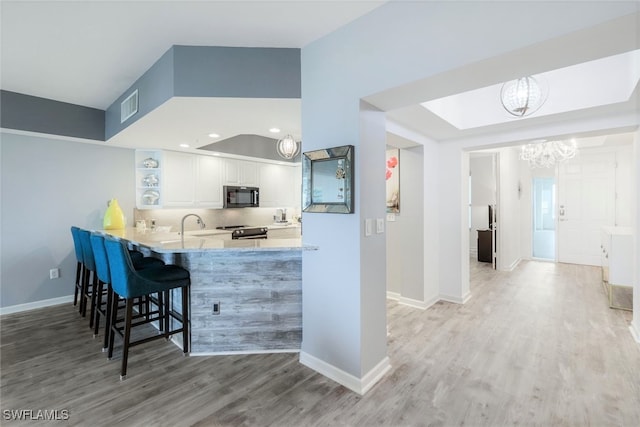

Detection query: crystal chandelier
xmin=520 ymin=139 xmax=578 ymax=168
xmin=276 ymin=134 xmax=300 ymax=159
xmin=500 ymin=76 xmax=546 ymax=117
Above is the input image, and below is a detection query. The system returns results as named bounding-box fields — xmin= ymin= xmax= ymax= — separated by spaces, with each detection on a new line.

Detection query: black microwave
xmin=223 ymin=186 xmax=259 ymax=208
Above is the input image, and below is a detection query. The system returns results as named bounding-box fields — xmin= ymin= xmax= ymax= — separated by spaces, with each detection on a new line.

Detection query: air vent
xmin=120 ymin=89 xmax=138 ymax=123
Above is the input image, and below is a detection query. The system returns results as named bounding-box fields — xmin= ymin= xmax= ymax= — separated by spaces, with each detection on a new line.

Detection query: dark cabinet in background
xmin=477 ymin=229 xmax=493 ymax=263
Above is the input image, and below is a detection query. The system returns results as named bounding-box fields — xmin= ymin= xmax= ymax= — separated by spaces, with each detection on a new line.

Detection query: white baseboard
xmin=386 ymin=291 xmax=401 ymax=301
xmin=439 ymin=291 xmax=472 ymax=305
xmin=630 ymin=323 xmax=640 ymax=344
xmin=386 ymin=292 xmax=439 ymax=310
xmin=0 ymin=295 xmax=74 ymax=316
xmin=299 ymin=351 xmax=391 ymax=395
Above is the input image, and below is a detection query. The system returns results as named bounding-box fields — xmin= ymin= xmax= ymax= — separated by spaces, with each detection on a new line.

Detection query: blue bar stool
xmin=70 ymin=227 xmax=84 ymax=308
xmin=104 ymin=235 xmax=190 ymax=379
xmin=90 ymin=233 xmax=165 ymax=349
xmin=77 ymin=229 xmax=98 ymax=323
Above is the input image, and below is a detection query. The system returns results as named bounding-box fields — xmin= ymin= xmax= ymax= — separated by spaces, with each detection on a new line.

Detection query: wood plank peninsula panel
xmin=100 ymin=228 xmax=314 ymax=355
xmin=175 ymin=249 xmax=302 ymax=353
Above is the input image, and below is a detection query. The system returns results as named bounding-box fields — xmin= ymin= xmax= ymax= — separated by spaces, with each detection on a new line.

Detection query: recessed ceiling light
xmin=269 ymin=128 xmax=281 ymax=133
xmin=179 ymin=143 xmax=190 ymax=148
xmin=208 ymin=133 xmax=220 ymax=138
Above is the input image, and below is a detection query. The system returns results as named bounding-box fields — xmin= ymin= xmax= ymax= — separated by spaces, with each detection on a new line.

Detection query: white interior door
xmin=557 ymin=152 xmax=615 ymax=266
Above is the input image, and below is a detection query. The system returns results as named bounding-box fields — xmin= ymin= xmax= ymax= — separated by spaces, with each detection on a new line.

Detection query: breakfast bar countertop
xmin=101 ymin=227 xmax=317 ymax=253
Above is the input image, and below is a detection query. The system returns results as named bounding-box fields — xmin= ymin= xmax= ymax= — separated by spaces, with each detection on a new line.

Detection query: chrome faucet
xmin=180 ymin=213 xmax=206 ymax=237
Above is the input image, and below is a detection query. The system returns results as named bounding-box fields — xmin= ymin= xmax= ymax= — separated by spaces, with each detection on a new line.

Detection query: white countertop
xmin=100 ymin=226 xmax=314 ymax=253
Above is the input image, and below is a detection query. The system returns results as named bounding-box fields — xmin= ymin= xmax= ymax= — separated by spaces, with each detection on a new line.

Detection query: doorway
xmin=532 ymin=177 xmax=556 ymax=260
xmin=469 ymin=152 xmax=498 ymax=270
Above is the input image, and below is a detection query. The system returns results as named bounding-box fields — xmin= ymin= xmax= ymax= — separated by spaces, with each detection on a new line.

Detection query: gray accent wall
xmin=0 ymin=132 xmax=134 ymax=308
xmin=173 ymin=46 xmax=301 ymax=99
xmin=105 ymin=46 xmax=301 ymax=140
xmin=1 ymin=90 xmax=104 ymax=141
xmin=105 ymin=48 xmax=175 ymax=140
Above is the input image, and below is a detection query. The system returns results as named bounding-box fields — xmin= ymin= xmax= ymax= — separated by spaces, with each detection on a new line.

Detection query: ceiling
xmin=0 ymin=0 xmax=384 ymax=151
xmin=0 ymin=0 xmax=385 ymax=110
xmin=1 ymin=1 xmax=639 ymax=153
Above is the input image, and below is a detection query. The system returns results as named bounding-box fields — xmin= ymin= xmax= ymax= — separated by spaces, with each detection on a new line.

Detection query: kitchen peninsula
xmin=103 ymin=225 xmax=315 ymax=355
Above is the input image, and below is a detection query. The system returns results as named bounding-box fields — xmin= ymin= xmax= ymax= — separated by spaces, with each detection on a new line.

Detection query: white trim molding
xmin=386 ymin=291 xmax=401 ymax=301
xmin=0 ymin=295 xmax=74 ymax=316
xmin=299 ymin=351 xmax=391 ymax=395
xmin=387 ymin=291 xmax=439 ymax=310
xmin=439 ymin=291 xmax=472 ymax=305
xmin=630 ymin=324 xmax=640 ymax=345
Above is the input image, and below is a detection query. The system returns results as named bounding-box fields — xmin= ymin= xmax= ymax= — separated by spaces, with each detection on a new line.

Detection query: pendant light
xmin=500 ymin=76 xmax=546 ymax=117
xmin=276 ymin=134 xmax=300 ymax=159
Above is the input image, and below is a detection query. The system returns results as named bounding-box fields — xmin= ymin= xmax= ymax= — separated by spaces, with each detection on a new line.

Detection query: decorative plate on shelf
xmin=142 ymin=173 xmax=159 ymax=187
xmin=142 ymin=157 xmax=159 ymax=168
xmin=142 ymin=190 xmax=160 ymax=205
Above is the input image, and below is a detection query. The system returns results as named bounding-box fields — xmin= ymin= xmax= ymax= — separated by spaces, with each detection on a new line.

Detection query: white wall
xmin=616 ymin=144 xmax=634 ymax=227
xmin=301 ymin=1 xmax=638 ymax=391
xmin=386 ymin=143 xmax=424 ymax=303
xmin=496 ymin=147 xmax=524 ymax=271
xmin=0 ymin=132 xmax=135 ymax=309
xmin=632 ymin=130 xmax=640 ymax=342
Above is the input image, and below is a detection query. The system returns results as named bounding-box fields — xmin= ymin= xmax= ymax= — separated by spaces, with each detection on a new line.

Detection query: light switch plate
xmin=365 ymin=219 xmax=372 ymax=236
xmin=386 ymin=213 xmax=396 ymax=222
xmin=376 ymin=218 xmax=384 ymax=234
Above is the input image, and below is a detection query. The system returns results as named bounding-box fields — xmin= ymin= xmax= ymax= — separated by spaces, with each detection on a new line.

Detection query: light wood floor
xmin=1 ymin=260 xmax=639 ymax=426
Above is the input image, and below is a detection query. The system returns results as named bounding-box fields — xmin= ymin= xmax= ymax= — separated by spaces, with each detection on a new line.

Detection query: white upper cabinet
xmin=142 ymin=151 xmax=298 ymax=209
xmin=195 ymin=155 xmax=222 ymax=207
xmin=163 ymin=151 xmax=197 ymax=207
xmin=162 ymin=151 xmax=223 ymax=208
xmin=258 ymin=163 xmax=300 ymax=208
xmin=223 ymin=159 xmax=258 ymax=186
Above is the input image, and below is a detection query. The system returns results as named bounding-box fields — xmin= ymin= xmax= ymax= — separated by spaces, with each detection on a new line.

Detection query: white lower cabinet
xmin=601 ymin=226 xmax=633 ymax=310
xmin=268 ymin=227 xmax=301 ymax=239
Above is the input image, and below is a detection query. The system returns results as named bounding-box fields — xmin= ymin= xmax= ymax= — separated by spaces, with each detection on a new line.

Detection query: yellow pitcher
xmin=103 ymin=198 xmax=126 ymax=230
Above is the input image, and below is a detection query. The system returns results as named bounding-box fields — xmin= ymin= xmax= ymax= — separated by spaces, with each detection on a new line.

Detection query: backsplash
xmin=133 ymin=207 xmax=300 ymax=232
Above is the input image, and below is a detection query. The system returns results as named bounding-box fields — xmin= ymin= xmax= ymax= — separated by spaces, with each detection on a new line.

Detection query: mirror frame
xmin=302 ymin=145 xmax=354 ymax=214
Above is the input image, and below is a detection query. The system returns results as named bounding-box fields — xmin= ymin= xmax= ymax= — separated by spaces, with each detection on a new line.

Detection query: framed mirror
xmin=302 ymin=145 xmax=354 ymax=214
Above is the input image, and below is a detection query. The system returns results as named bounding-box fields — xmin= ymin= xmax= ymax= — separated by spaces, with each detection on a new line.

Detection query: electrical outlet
xmin=49 ymin=268 xmax=60 ymax=280
xmin=212 ymin=302 xmax=220 ymax=315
